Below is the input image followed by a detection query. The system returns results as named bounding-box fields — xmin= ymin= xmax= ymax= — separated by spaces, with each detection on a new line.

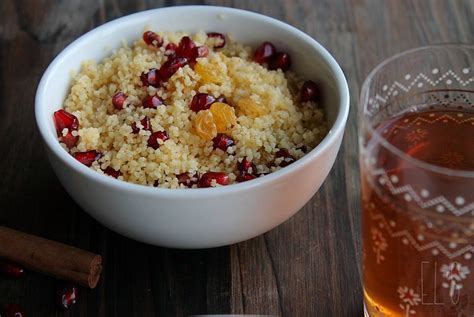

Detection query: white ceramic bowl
xmin=35 ymin=6 xmax=349 ymax=248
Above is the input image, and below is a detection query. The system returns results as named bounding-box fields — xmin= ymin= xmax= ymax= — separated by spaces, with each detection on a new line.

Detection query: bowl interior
xmin=37 ymin=6 xmax=343 ymax=147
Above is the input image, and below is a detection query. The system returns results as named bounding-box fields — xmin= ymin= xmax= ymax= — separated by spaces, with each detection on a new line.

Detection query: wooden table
xmin=0 ymin=0 xmax=472 ymax=316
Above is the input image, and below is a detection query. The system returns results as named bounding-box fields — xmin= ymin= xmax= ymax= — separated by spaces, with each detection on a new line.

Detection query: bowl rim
xmin=35 ymin=5 xmax=350 ymax=198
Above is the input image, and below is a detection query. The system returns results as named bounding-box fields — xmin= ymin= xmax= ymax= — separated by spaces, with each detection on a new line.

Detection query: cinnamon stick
xmin=0 ymin=226 xmax=102 ymax=288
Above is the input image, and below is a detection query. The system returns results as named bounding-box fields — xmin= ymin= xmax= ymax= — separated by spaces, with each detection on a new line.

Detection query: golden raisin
xmin=237 ymin=97 xmax=266 ymax=117
xmin=210 ymin=102 xmax=236 ymax=133
xmin=195 ymin=62 xmax=225 ymax=85
xmin=193 ymin=110 xmax=217 ymax=141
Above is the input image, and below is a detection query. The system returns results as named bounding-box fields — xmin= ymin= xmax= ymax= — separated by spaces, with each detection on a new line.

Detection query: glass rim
xmin=359 ymin=43 xmax=474 ymax=178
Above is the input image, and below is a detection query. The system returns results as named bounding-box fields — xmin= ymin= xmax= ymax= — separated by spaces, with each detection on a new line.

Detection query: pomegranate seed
xmin=236 ymin=172 xmax=256 ymax=182
xmin=194 ymin=46 xmax=209 ymax=59
xmin=59 ymin=131 xmax=79 ymax=149
xmin=176 ymin=172 xmax=199 ymax=188
xmin=212 ymin=134 xmax=235 ymax=151
xmin=207 ymin=32 xmax=226 ymax=48
xmin=165 ymin=43 xmax=177 ymax=56
xmin=53 ymin=109 xmax=79 ymax=136
xmin=142 ymin=95 xmax=163 ymax=109
xmin=301 ymin=80 xmax=320 ymax=102
xmin=189 ymin=93 xmax=216 ymax=112
xmin=237 ymin=157 xmax=257 ymax=175
xmin=216 ymin=95 xmax=227 ymax=103
xmin=275 ymin=148 xmax=295 ymax=167
xmin=143 ymin=31 xmax=163 ymax=47
xmin=112 ymin=92 xmax=127 ymax=110
xmin=0 ymin=260 xmax=25 ymax=279
xmin=73 ymin=150 xmax=101 ymax=167
xmin=254 ymin=41 xmax=276 ymax=64
xmin=158 ymin=57 xmax=188 ymax=81
xmin=3 ymin=304 xmax=26 ymax=317
xmin=103 ymin=167 xmax=121 ymax=178
xmin=140 ymin=68 xmax=160 ymax=87
xmin=198 ymin=172 xmax=229 ymax=188
xmin=268 ymin=52 xmax=292 ymax=71
xmin=131 ymin=116 xmax=152 ymax=134
xmin=176 ymin=36 xmax=196 ymax=59
xmin=148 ymin=131 xmax=169 ymax=149
xmin=59 ymin=285 xmax=78 ymax=310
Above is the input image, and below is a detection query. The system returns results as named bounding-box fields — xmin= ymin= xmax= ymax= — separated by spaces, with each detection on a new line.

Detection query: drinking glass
xmin=359 ymin=45 xmax=474 ymax=316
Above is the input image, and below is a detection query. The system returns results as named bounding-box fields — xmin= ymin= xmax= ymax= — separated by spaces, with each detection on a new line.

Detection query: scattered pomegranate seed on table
xmin=73 ymin=150 xmax=102 ymax=167
xmin=142 ymin=95 xmax=164 ymax=109
xmin=158 ymin=57 xmax=189 ymax=80
xmin=254 ymin=41 xmax=276 ymax=64
xmin=212 ymin=134 xmax=235 ymax=151
xmin=140 ymin=68 xmax=160 ymax=87
xmin=131 ymin=116 xmax=152 ymax=134
xmin=275 ymin=148 xmax=295 ymax=167
xmin=198 ymin=172 xmax=229 ymax=187
xmin=103 ymin=167 xmax=122 ymax=178
xmin=268 ymin=52 xmax=291 ymax=71
xmin=3 ymin=304 xmax=26 ymax=317
xmin=112 ymin=92 xmax=127 ymax=110
xmin=176 ymin=172 xmax=199 ymax=188
xmin=207 ymin=32 xmax=226 ymax=48
xmin=0 ymin=260 xmax=24 ymax=279
xmin=59 ymin=285 xmax=78 ymax=310
xmin=142 ymin=30 xmax=163 ymax=47
xmin=189 ymin=93 xmax=216 ymax=112
xmin=147 ymin=131 xmax=169 ymax=149
xmin=300 ymin=80 xmax=320 ymax=102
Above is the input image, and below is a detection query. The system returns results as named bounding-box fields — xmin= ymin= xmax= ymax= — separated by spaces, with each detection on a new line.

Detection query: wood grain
xmin=0 ymin=0 xmax=472 ymax=316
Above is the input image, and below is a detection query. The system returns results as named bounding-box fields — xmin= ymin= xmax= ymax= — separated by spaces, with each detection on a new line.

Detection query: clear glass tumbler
xmin=359 ymin=45 xmax=474 ymax=316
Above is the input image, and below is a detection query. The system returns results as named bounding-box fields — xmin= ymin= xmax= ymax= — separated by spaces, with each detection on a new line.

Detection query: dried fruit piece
xmin=193 ymin=110 xmax=217 ymax=141
xmin=254 ymin=41 xmax=276 ymax=64
xmin=275 ymin=148 xmax=295 ymax=167
xmin=54 ymin=109 xmax=79 ymax=135
xmin=237 ymin=157 xmax=257 ymax=175
xmin=236 ymin=97 xmax=266 ymax=117
xmin=148 ymin=131 xmax=169 ymax=149
xmin=207 ymin=32 xmax=226 ymax=48
xmin=210 ymin=102 xmax=236 ymax=132
xmin=0 ymin=260 xmax=25 ymax=279
xmin=59 ymin=285 xmax=78 ymax=310
xmin=142 ymin=95 xmax=164 ymax=109
xmin=194 ymin=62 xmax=225 ymax=85
xmin=3 ymin=304 xmax=26 ymax=317
xmin=143 ymin=31 xmax=163 ymax=47
xmin=189 ymin=93 xmax=216 ymax=112
xmin=268 ymin=52 xmax=291 ymax=71
xmin=300 ymin=80 xmax=320 ymax=102
xmin=73 ymin=150 xmax=102 ymax=167
xmin=112 ymin=92 xmax=127 ymax=110
xmin=198 ymin=172 xmax=229 ymax=187
xmin=140 ymin=68 xmax=160 ymax=87
xmin=212 ymin=134 xmax=235 ymax=151
xmin=176 ymin=172 xmax=199 ymax=188
xmin=131 ymin=116 xmax=152 ymax=134
xmin=158 ymin=57 xmax=188 ymax=81
xmin=103 ymin=167 xmax=122 ymax=178
xmin=236 ymin=172 xmax=256 ymax=182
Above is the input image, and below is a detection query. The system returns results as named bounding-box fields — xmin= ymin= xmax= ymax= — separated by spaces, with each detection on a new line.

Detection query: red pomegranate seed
xmin=140 ymin=68 xmax=160 ymax=87
xmin=103 ymin=167 xmax=121 ymax=178
xmin=237 ymin=157 xmax=257 ymax=174
xmin=158 ymin=57 xmax=189 ymax=80
xmin=59 ymin=285 xmax=77 ymax=310
xmin=59 ymin=131 xmax=79 ymax=149
xmin=142 ymin=95 xmax=163 ymax=109
xmin=194 ymin=46 xmax=209 ymax=58
xmin=207 ymin=32 xmax=226 ymax=48
xmin=112 ymin=92 xmax=127 ymax=110
xmin=176 ymin=36 xmax=196 ymax=59
xmin=275 ymin=148 xmax=295 ymax=167
xmin=131 ymin=116 xmax=152 ymax=134
xmin=301 ymin=80 xmax=320 ymax=102
xmin=3 ymin=304 xmax=26 ymax=317
xmin=268 ymin=52 xmax=292 ymax=71
xmin=176 ymin=172 xmax=199 ymax=188
xmin=73 ymin=150 xmax=101 ymax=167
xmin=236 ymin=172 xmax=257 ymax=182
xmin=0 ymin=260 xmax=25 ymax=279
xmin=254 ymin=41 xmax=276 ymax=64
xmin=212 ymin=134 xmax=235 ymax=151
xmin=165 ymin=43 xmax=177 ymax=56
xmin=189 ymin=93 xmax=216 ymax=112
xmin=53 ymin=109 xmax=79 ymax=136
xmin=148 ymin=131 xmax=169 ymax=149
xmin=198 ymin=172 xmax=229 ymax=188
xmin=143 ymin=31 xmax=163 ymax=47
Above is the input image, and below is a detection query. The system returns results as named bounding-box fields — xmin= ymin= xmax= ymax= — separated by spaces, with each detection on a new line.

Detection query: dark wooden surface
xmin=0 ymin=0 xmax=472 ymax=316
